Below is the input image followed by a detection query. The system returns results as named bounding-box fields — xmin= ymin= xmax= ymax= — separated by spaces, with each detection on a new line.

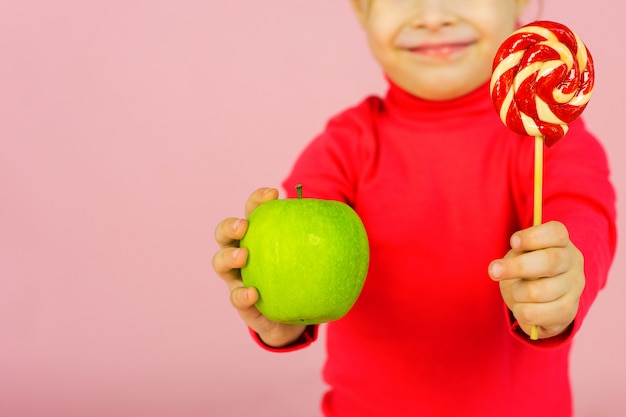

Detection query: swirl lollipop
xmin=490 ymin=21 xmax=595 ymax=340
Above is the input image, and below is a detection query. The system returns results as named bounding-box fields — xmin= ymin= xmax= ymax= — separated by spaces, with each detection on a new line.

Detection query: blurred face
xmin=351 ymin=0 xmax=528 ymax=100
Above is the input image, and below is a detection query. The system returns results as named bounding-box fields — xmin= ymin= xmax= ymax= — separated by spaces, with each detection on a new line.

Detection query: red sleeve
xmin=509 ymin=118 xmax=617 ymax=348
xmin=249 ymin=325 xmax=318 ymax=352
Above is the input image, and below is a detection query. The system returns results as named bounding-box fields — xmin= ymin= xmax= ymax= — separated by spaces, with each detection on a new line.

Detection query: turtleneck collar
xmin=383 ymin=76 xmax=496 ymax=124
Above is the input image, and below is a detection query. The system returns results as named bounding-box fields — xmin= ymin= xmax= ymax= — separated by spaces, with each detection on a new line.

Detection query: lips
xmin=407 ymin=41 xmax=474 ymax=58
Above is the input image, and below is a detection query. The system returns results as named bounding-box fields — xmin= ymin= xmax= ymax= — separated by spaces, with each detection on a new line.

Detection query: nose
xmin=409 ymin=0 xmax=456 ymax=30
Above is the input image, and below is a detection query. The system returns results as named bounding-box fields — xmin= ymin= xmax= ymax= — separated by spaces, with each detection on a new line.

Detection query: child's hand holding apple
xmin=213 ymin=185 xmax=369 ymax=347
xmin=212 ymin=187 xmax=308 ymax=348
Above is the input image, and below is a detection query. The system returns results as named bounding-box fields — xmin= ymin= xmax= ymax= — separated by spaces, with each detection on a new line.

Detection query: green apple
xmin=240 ymin=184 xmax=369 ymax=324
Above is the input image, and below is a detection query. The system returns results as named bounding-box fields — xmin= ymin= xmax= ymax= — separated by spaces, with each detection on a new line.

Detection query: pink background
xmin=1 ymin=1 xmax=624 ymax=416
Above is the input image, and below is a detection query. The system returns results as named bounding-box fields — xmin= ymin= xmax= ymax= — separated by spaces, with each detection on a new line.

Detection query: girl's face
xmin=351 ymin=0 xmax=528 ymax=101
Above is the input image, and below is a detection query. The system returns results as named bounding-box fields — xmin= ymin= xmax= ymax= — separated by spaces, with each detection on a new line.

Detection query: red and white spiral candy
xmin=490 ymin=21 xmax=594 ymax=147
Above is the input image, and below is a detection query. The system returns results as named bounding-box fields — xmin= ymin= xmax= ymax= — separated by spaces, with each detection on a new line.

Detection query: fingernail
xmin=232 ymin=248 xmax=241 ymax=260
xmin=240 ymin=287 xmax=249 ymax=302
xmin=511 ymin=235 xmax=521 ymax=249
xmin=232 ymin=219 xmax=241 ymax=231
xmin=490 ymin=262 xmax=503 ymax=279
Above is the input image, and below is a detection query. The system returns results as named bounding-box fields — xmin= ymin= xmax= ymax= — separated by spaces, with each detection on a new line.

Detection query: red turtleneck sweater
xmin=254 ymin=81 xmax=616 ymax=417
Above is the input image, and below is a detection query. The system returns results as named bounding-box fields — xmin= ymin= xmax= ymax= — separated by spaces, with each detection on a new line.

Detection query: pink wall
xmin=1 ymin=1 xmax=623 ymax=416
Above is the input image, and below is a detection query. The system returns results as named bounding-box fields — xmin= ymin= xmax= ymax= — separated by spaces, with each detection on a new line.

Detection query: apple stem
xmin=296 ymin=183 xmax=303 ymax=199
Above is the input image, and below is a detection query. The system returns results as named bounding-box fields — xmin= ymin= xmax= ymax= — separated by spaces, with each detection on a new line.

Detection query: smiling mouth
xmin=408 ymin=42 xmax=473 ymax=58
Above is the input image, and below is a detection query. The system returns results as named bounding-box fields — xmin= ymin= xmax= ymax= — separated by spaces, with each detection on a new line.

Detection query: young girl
xmin=212 ymin=1 xmax=616 ymax=415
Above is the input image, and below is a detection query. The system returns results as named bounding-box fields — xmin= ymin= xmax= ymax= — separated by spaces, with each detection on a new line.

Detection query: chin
xmin=409 ymin=84 xmax=472 ymax=101
xmin=421 ymin=76 xmax=488 ymax=100
xmin=391 ymin=70 xmax=481 ymax=101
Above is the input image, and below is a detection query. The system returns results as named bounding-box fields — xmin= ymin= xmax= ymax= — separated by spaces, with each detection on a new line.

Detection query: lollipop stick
xmin=533 ymin=136 xmax=543 ymax=227
xmin=530 ymin=136 xmax=544 ymax=341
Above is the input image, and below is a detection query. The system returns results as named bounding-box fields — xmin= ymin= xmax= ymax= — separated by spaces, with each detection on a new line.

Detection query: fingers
xmin=214 ymin=217 xmax=248 ymax=249
xmin=489 ymin=246 xmax=570 ymax=282
xmin=212 ymin=187 xmax=279 ymax=292
xmin=504 ymin=273 xmax=572 ymax=304
xmin=212 ymin=246 xmax=248 ymax=285
xmin=244 ymin=187 xmax=279 ymax=218
xmin=212 ymin=187 xmax=278 ymax=311
xmin=214 ymin=187 xmax=279 ymax=250
xmin=509 ymin=221 xmax=569 ymax=252
xmin=498 ymin=274 xmax=583 ymax=339
xmin=213 ymin=187 xmax=279 ymax=287
xmin=508 ymin=292 xmax=580 ymax=336
xmin=212 ymin=187 xmax=306 ymax=346
xmin=488 ymin=221 xmax=585 ymax=339
xmin=230 ymin=286 xmax=258 ymax=309
xmin=230 ymin=286 xmax=308 ymax=348
xmin=489 ymin=221 xmax=577 ymax=282
xmin=229 ymin=277 xmax=274 ymax=331
xmin=213 ymin=249 xmax=265 ymax=323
